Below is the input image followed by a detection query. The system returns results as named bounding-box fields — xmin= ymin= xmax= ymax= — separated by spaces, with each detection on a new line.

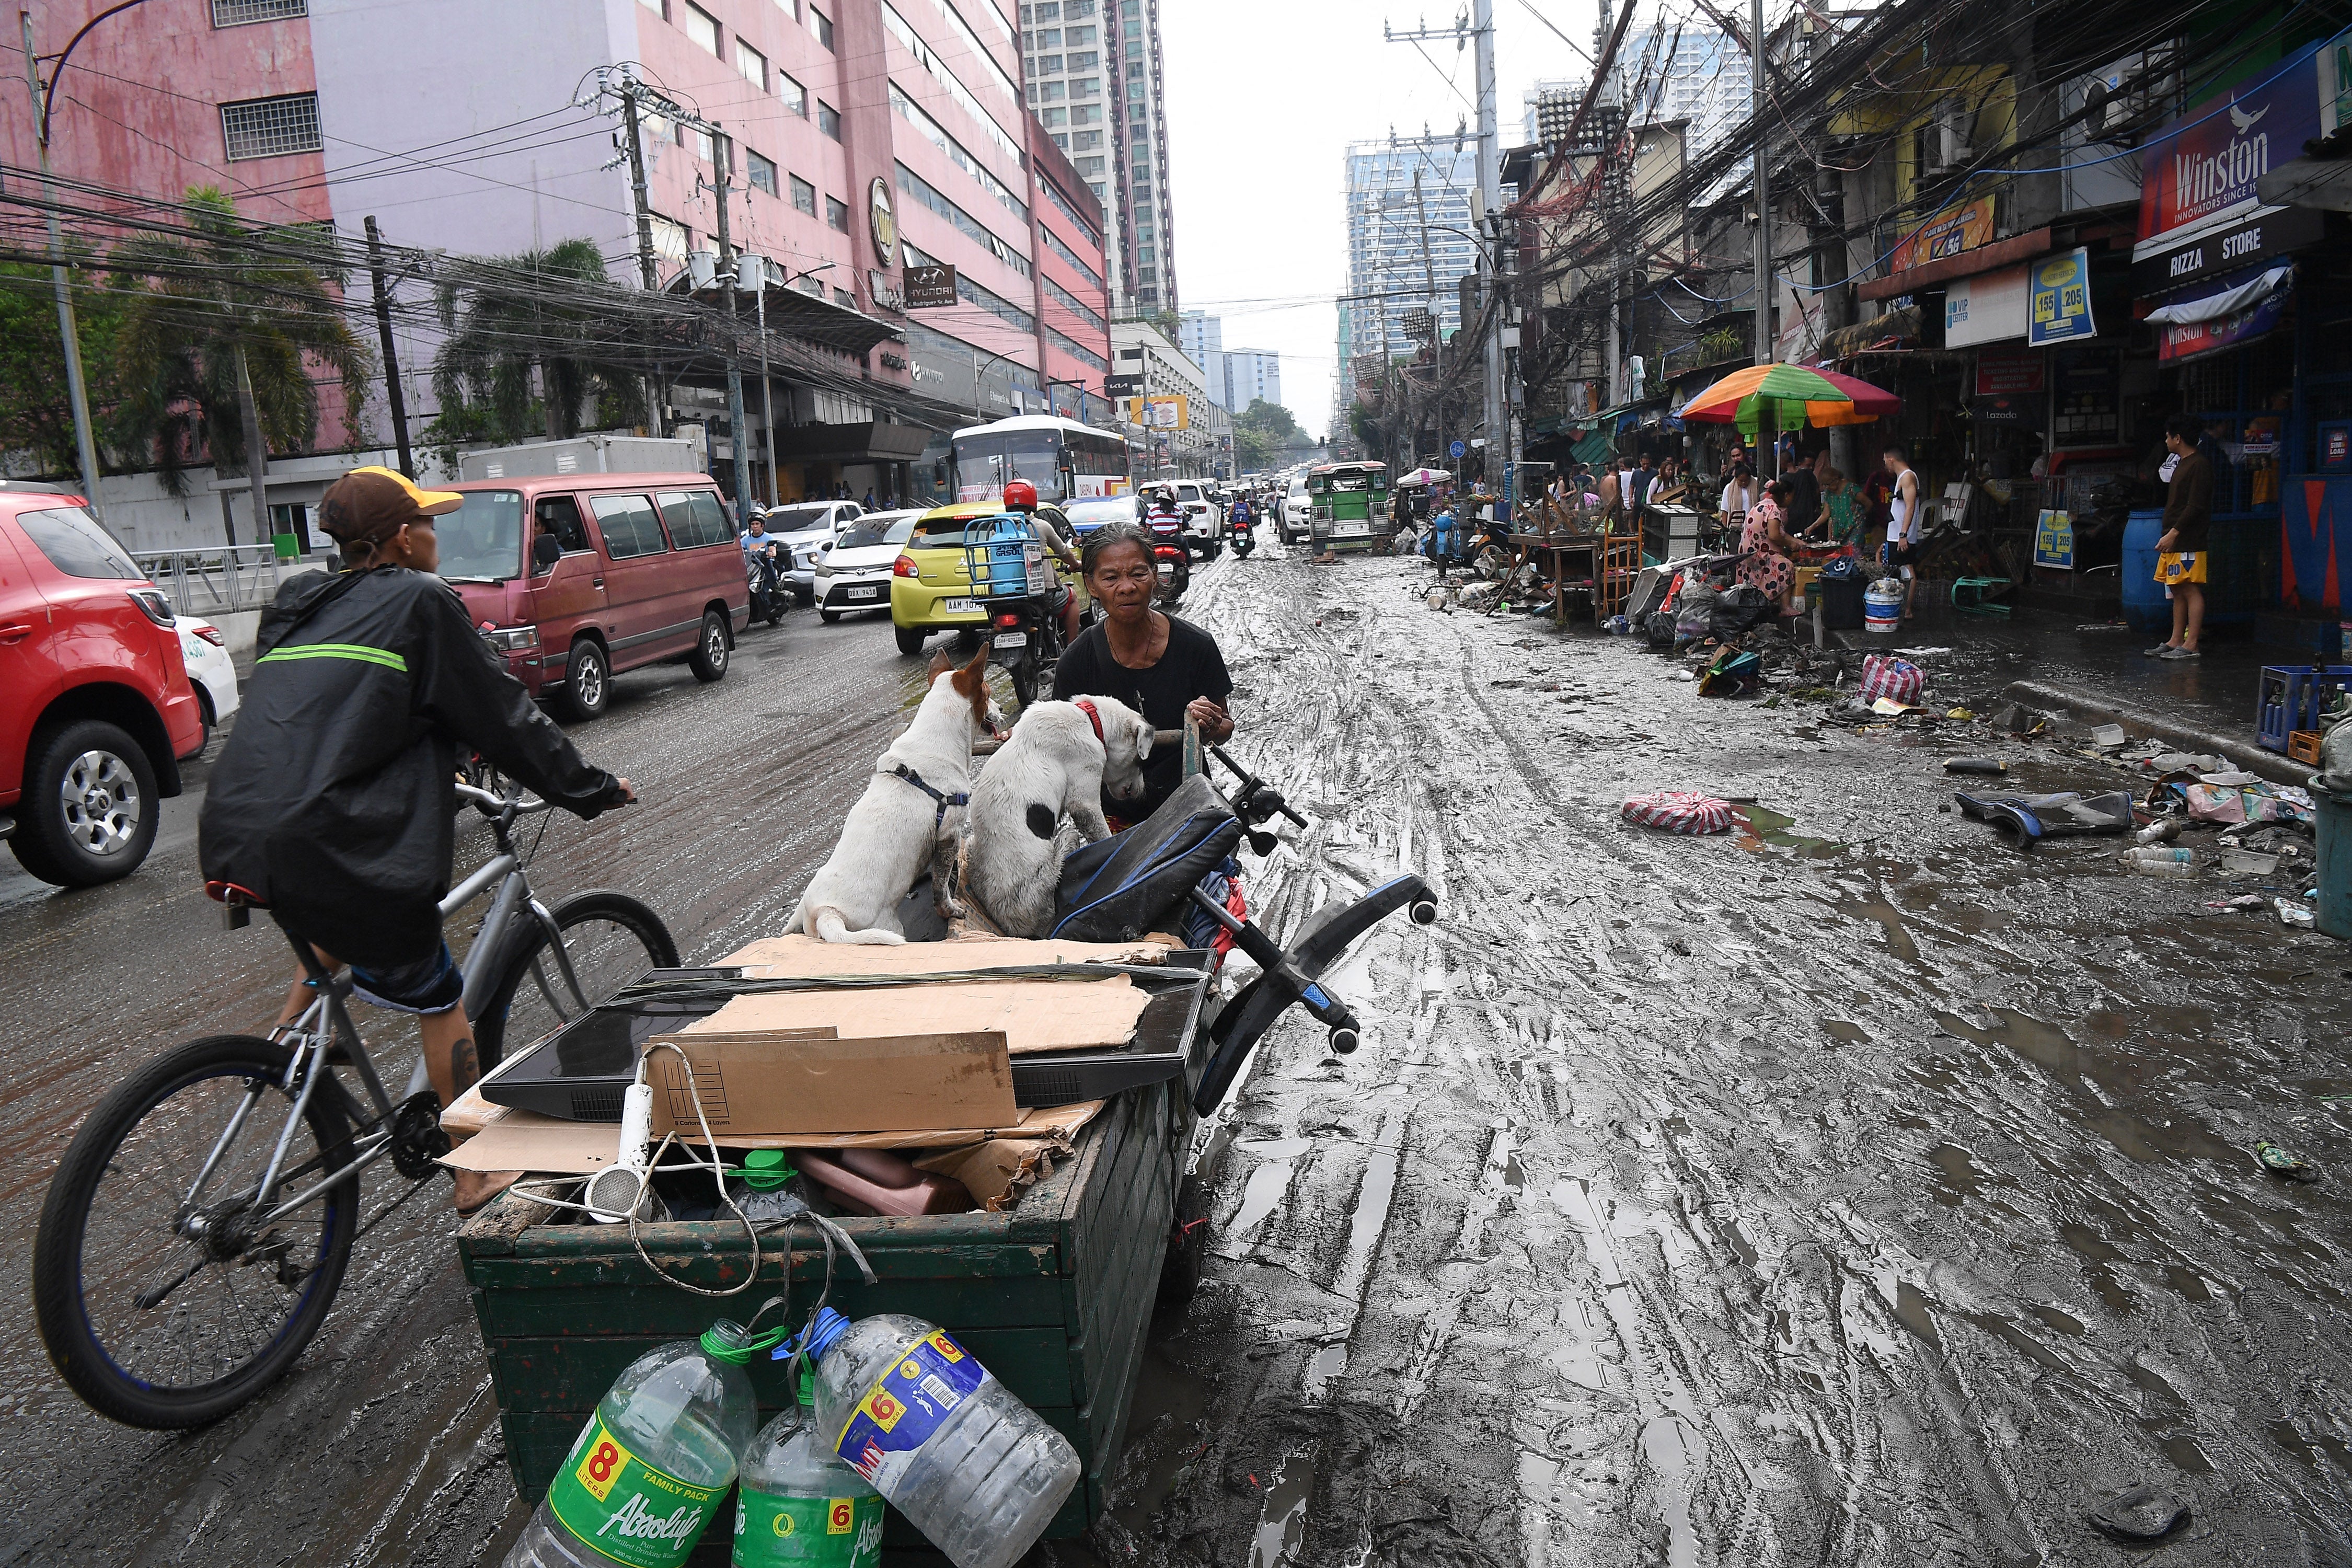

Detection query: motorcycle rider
xmin=739 ymin=508 xmax=785 ymax=622
xmin=1227 ymin=492 xmax=1256 ymax=556
xmin=1000 ymin=479 xmax=1082 ymax=645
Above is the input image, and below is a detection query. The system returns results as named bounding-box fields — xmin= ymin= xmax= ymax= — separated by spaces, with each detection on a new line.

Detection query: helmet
xmin=1003 ymin=479 xmax=1038 ymax=512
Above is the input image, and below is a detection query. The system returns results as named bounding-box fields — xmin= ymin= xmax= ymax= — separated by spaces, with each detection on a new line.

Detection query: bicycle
xmin=31 ymin=781 xmax=678 ymax=1429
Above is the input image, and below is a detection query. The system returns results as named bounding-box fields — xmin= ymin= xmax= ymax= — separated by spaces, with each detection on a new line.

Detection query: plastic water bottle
xmin=789 ymin=1308 xmax=1080 ymax=1568
xmin=734 ymin=1369 xmax=884 ymax=1566
xmin=2121 ymin=846 xmax=2197 ymax=877
xmin=728 ymin=1149 xmax=808 ymax=1226
xmin=504 ymin=1323 xmax=759 ymax=1568
xmin=2135 ymin=819 xmax=2184 ymax=846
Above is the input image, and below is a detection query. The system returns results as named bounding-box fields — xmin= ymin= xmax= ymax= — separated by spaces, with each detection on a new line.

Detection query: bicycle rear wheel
xmin=475 ymin=890 xmax=678 ymax=1068
xmin=33 ymin=1035 xmax=359 ymax=1429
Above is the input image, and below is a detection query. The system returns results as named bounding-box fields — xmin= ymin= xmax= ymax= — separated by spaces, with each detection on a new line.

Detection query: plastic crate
xmin=2257 ymin=665 xmax=2352 ymax=752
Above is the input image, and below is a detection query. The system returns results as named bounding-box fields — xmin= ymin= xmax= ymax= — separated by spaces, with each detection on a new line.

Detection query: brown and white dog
xmin=787 ymin=644 xmax=1002 ymax=943
xmin=955 ymin=695 xmax=1151 ymax=937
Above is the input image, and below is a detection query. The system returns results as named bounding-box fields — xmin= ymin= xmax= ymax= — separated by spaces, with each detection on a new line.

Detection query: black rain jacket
xmin=199 ymin=566 xmax=620 ymax=968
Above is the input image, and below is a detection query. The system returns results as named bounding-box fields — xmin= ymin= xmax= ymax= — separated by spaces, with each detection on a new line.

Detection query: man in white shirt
xmin=1882 ymin=443 xmax=1923 ymax=618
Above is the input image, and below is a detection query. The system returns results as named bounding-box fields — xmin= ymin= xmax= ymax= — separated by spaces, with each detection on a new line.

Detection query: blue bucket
xmin=1863 ymin=587 xmax=1903 ymax=631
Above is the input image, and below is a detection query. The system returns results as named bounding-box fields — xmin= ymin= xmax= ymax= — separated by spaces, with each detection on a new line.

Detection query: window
xmin=656 ymin=490 xmax=732 ymax=549
xmin=882 ymin=2 xmax=1023 ymax=165
xmin=639 ymin=0 xmax=664 ymax=11
xmin=1065 ymin=49 xmax=1096 ymax=68
xmin=746 ymin=148 xmax=779 ymax=196
xmin=834 ymin=286 xmax=857 ymax=307
xmin=682 ymin=0 xmax=720 ymax=54
xmin=1065 ymin=0 xmax=1093 ymax=14
xmin=1041 ymin=107 xmax=1067 ymax=127
xmin=1038 ymin=81 xmax=1065 ymax=101
xmin=589 ymin=494 xmax=670 ymax=559
xmin=808 ymin=3 xmax=833 ymax=48
xmin=1034 ymin=27 xmax=1059 ymax=45
xmin=211 ymin=0 xmax=305 ymax=25
xmin=790 ymin=175 xmax=817 ymax=216
xmin=1052 ymin=132 xmax=1068 ymax=150
xmin=1126 ymin=78 xmax=1144 ymax=101
xmin=1076 ymin=155 xmax=1103 ymax=176
xmin=1043 ymin=274 xmax=1105 ymax=332
xmin=1071 ymin=103 xmax=1099 ymax=124
xmin=735 ymin=39 xmax=767 ymax=89
xmin=889 ymin=83 xmax=1029 ymax=222
xmin=779 ymin=72 xmax=807 ymax=116
xmin=687 ymin=125 xmax=714 ymax=162
xmin=827 ymin=194 xmax=849 ymax=232
xmin=1035 ymin=54 xmax=1061 ymax=73
xmin=535 ymin=496 xmax=590 ymax=559
xmin=901 ymin=241 xmax=1035 ymax=331
xmin=1088 ymin=180 xmax=1105 ymax=201
xmin=1071 ymin=76 xmax=1098 ymax=96
xmin=220 ymin=93 xmax=321 ymax=160
xmin=16 ymin=507 xmax=140 ymax=579
xmin=817 ymin=100 xmax=841 ymax=139
xmin=895 ymin=164 xmax=1031 ymax=276
xmin=1071 ymin=130 xmax=1100 ymax=151
xmin=774 ymin=0 xmax=797 ymax=15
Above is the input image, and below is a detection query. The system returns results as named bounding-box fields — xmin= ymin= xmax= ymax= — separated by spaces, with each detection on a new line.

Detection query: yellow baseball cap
xmin=318 ymin=465 xmax=465 ymax=548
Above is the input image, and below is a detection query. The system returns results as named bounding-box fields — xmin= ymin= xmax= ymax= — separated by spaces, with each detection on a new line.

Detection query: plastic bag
xmin=1858 ymin=653 xmax=1923 ymax=705
xmin=1709 ymin=583 xmax=1775 ymax=640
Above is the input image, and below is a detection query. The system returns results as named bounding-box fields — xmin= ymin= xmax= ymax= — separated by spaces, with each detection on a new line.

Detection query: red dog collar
xmin=1073 ymin=697 xmax=1105 ymax=743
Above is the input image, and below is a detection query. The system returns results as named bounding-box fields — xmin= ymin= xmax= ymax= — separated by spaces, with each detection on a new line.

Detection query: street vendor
xmin=1054 ymin=520 xmax=1235 ymax=823
xmin=1737 ymin=477 xmax=1800 ymax=608
xmin=1807 ymin=464 xmax=1866 ymax=548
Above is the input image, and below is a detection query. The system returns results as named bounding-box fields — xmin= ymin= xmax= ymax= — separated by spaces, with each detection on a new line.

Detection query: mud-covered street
xmin=4 ymin=539 xmax=2350 ymax=1565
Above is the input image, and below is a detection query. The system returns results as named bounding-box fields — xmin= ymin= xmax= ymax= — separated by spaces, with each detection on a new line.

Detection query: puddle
xmin=1933 ymin=1008 xmax=2078 ymax=1073
xmin=1821 ymin=1019 xmax=1869 ymax=1044
xmin=1734 ymin=804 xmax=1844 ymax=857
xmin=1227 ymin=1158 xmax=1300 ymax=1242
xmin=1237 ymin=1137 xmax=1315 ymax=1160
xmin=1246 ymin=1449 xmax=1314 ymax=1568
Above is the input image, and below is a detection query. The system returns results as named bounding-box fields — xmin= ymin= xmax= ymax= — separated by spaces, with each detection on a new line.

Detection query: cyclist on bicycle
xmin=200 ymin=466 xmax=635 ymax=1113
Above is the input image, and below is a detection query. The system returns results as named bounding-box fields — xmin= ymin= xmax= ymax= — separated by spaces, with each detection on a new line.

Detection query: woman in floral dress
xmin=1738 ymin=478 xmax=1799 ymax=605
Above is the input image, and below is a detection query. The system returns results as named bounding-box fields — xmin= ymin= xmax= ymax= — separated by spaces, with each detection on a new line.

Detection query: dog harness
xmin=1073 ymin=697 xmax=1105 ymax=744
xmin=883 ymin=762 xmax=967 ymax=828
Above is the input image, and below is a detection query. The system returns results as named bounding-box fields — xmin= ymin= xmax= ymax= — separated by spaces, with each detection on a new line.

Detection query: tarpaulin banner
xmin=2029 ymin=248 xmax=2097 ymax=344
xmin=2137 ymin=30 xmax=2348 ymax=248
xmin=2158 ymin=286 xmax=2290 ymax=362
xmin=1890 ymin=197 xmax=1994 ymax=274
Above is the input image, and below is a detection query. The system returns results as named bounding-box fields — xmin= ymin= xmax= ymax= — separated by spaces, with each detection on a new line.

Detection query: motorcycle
xmin=1227 ymin=506 xmax=1256 ymax=559
xmin=745 ymin=546 xmax=786 ymax=627
xmin=1146 ymin=510 xmax=1192 ymax=602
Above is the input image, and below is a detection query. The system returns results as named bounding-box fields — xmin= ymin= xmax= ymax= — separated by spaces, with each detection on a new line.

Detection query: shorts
xmin=2157 ymin=551 xmax=2206 ymax=589
xmin=349 ymin=942 xmax=464 ymax=1014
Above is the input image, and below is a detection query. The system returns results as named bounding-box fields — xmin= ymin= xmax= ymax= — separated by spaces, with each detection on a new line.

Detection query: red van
xmin=437 ymin=473 xmax=750 ymax=720
xmin=1 ymin=486 xmax=205 ymax=886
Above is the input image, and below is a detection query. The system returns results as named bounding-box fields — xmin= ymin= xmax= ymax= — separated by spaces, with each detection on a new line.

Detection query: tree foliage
xmin=429 ymin=239 xmax=646 ymax=449
xmin=0 ymin=252 xmax=129 ymax=478
xmin=1233 ymin=397 xmax=1308 ymax=471
xmin=109 ymin=187 xmax=374 ymax=494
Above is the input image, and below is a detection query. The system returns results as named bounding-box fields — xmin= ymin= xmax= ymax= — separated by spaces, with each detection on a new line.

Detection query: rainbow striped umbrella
xmin=1679 ymin=363 xmax=1899 ymax=435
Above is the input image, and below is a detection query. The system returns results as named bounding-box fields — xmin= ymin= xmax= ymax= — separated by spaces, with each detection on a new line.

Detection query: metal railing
xmin=131 ymin=546 xmax=285 ymax=617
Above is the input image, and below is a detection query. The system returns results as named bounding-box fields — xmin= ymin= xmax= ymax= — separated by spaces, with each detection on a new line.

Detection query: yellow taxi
xmin=890 ymin=499 xmax=1081 ymax=656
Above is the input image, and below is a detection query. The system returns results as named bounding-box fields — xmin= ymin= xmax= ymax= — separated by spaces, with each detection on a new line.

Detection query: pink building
xmin=7 ymin=0 xmax=1114 ymax=508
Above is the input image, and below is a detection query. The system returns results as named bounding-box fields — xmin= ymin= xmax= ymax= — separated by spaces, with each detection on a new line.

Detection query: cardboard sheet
xmin=721 ymin=932 xmax=1175 ymax=974
xmin=644 ymin=1029 xmax=1017 ymax=1137
xmin=678 ymin=977 xmax=1149 ymax=1056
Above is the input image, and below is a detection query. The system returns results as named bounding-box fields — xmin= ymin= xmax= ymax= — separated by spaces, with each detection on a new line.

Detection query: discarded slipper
xmin=2254 ymin=1139 xmax=2322 ymax=1182
xmin=2086 ymin=1481 xmax=2188 ymax=1542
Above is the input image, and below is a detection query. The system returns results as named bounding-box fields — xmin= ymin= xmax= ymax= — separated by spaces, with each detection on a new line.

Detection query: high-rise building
xmin=1179 ymin=312 xmax=1281 ymax=413
xmin=1020 ymin=0 xmax=1176 ymax=311
xmin=1622 ymin=27 xmax=1747 ymax=154
xmin=1341 ymin=140 xmax=1479 ymax=370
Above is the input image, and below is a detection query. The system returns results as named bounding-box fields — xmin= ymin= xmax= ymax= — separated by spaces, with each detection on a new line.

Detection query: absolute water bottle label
xmin=732 ymin=1492 xmax=882 ymax=1565
xmin=833 ymin=1330 xmax=990 ymax=1490
xmin=546 ymin=1413 xmax=722 ymax=1567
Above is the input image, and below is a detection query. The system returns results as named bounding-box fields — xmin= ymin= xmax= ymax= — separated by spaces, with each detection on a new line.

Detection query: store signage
xmin=2029 ymin=249 xmax=2097 ymax=345
xmin=904 ymin=264 xmax=958 ymax=308
xmin=1104 ymin=374 xmax=1142 ymax=397
xmin=1889 ymin=197 xmax=1995 ymax=275
xmin=2053 ymin=350 xmax=2121 ymax=446
xmin=2157 ymin=287 xmax=2291 ymax=362
xmin=1975 ymin=350 xmax=2044 ymax=396
xmin=869 ymin=177 xmax=899 ymax=268
xmin=2034 ymin=510 xmax=2076 ymax=570
xmin=1946 ymin=266 xmax=2029 ymax=348
xmin=1970 ymin=394 xmax=2042 ymax=425
xmin=1126 ymin=395 xmax=1189 ymax=430
xmin=2137 ymin=29 xmax=2349 ymax=249
xmin=867 ymin=269 xmax=904 ymax=312
xmin=2130 ymin=204 xmax=2323 ymax=297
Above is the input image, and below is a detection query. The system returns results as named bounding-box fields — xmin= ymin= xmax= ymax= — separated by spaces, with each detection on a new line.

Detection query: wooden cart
xmin=458 ymin=1074 xmax=1187 ymax=1564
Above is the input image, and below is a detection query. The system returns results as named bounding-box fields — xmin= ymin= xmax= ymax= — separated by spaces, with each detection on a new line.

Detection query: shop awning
xmin=772 ymin=421 xmax=935 ymax=462
xmin=2150 ymin=266 xmax=2296 ymax=364
xmin=2259 ymin=157 xmax=2352 ymax=211
xmin=1571 ymin=431 xmax=1615 ymax=466
xmin=2143 ymin=264 xmax=2293 ymax=325
xmin=1817 ymin=305 xmax=1921 ymax=360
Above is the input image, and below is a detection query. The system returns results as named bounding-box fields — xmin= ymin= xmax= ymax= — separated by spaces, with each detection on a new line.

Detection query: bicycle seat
xmin=205 ymin=880 xmax=269 ymax=908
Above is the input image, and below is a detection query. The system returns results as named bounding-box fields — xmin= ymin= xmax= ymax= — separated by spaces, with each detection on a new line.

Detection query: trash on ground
xmin=1955 ymin=789 xmax=2135 ymax=849
xmin=2122 ymin=845 xmax=2199 ymax=877
xmin=2254 ymin=1138 xmax=2323 ymax=1181
xmin=2086 ymin=1481 xmax=2190 ymax=1542
xmin=1621 ymin=792 xmax=1737 ymax=834
xmin=2219 ymin=848 xmax=2281 ymax=875
xmin=2090 ymin=723 xmax=2128 ymax=749
xmin=1943 ymin=757 xmax=2006 ymax=775
xmin=2277 ymin=897 xmax=2316 ymax=928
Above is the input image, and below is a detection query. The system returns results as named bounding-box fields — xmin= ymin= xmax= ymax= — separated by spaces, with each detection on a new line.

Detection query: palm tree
xmin=430 ymin=238 xmax=646 ymax=447
xmin=110 ymin=187 xmax=374 ymax=543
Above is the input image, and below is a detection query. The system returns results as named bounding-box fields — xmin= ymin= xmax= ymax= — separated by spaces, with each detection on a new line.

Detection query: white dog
xmin=956 ymin=695 xmax=1152 ymax=937
xmin=787 ymin=644 xmax=1003 ymax=943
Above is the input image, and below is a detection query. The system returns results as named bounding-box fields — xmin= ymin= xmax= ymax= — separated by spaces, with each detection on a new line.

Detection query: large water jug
xmin=733 ymin=1369 xmax=884 ymax=1565
xmin=787 ymin=1307 xmax=1079 ymax=1568
xmin=503 ymin=1323 xmax=760 ymax=1568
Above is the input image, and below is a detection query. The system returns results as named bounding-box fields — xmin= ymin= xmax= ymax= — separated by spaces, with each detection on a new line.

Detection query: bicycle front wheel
xmin=33 ymin=1035 xmax=359 ymax=1429
xmin=475 ymin=890 xmax=679 ymax=1068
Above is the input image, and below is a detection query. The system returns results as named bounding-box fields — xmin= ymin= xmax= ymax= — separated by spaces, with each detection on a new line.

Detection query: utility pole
xmin=755 ymin=273 xmax=778 ymax=506
xmin=19 ymin=11 xmax=106 ymax=527
xmin=616 ymin=81 xmax=667 ymax=438
xmin=709 ymin=135 xmax=755 ymax=524
xmin=363 ymin=217 xmax=414 ymax=478
xmin=1412 ymin=169 xmax=1444 ymax=472
xmin=1471 ymin=0 xmax=1502 ymax=484
xmin=1751 ymin=0 xmax=1775 ymax=477
xmin=1598 ymin=0 xmax=1621 ymax=419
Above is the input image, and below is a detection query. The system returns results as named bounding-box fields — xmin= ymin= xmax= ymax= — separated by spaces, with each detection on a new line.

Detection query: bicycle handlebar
xmin=452 ymin=780 xmax=560 ymax=815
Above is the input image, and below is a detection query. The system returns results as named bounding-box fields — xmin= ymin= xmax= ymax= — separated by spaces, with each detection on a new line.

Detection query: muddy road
xmin=2 ymin=542 xmax=2347 ymax=1565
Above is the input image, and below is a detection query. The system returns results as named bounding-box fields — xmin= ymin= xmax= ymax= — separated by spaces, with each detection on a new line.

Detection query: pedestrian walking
xmin=2148 ymin=413 xmax=2213 ymax=660
xmin=1881 ymin=443 xmax=1923 ymax=619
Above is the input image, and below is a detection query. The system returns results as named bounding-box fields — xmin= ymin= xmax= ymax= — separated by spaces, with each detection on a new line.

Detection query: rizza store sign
xmin=2137 ymin=28 xmax=2351 ymax=250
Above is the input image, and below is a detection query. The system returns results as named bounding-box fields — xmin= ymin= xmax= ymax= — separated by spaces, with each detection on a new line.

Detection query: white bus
xmin=952 ymin=414 xmax=1131 ymax=503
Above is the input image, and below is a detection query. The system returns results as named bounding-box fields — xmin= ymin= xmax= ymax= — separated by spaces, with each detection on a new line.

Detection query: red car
xmin=1 ymin=485 xmax=205 ymax=886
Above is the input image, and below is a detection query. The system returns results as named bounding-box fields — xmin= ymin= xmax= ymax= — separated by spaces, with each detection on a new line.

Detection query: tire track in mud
xmin=1095 ymin=553 xmax=2352 ymax=1568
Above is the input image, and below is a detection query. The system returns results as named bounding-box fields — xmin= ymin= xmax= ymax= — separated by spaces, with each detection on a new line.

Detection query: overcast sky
xmin=1161 ymin=0 xmax=1598 ymax=440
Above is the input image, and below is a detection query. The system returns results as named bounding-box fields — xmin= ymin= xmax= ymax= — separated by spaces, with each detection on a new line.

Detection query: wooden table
xmin=1509 ymin=531 xmax=1642 ymax=626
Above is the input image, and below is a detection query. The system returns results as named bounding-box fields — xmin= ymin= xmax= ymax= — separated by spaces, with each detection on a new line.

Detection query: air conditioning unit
xmin=1925 ymin=101 xmax=1974 ymax=175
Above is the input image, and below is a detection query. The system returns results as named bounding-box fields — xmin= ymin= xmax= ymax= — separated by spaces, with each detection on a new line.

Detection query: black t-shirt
xmin=1781 ymin=467 xmax=1821 ymax=532
xmin=1052 ymin=615 xmax=1232 ymax=819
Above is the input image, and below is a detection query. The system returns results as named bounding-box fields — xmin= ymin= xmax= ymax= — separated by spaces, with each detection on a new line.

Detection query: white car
xmin=1281 ymin=478 xmax=1311 ymax=543
xmin=1166 ymin=481 xmax=1220 ymax=558
xmin=177 ymin=616 xmax=239 ymax=751
xmin=761 ymin=499 xmax=864 ymax=605
xmin=813 ymin=511 xmax=919 ymax=621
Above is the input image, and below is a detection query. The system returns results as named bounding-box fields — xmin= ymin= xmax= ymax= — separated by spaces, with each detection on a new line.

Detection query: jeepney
xmin=1306 ymin=461 xmax=1390 ymax=554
